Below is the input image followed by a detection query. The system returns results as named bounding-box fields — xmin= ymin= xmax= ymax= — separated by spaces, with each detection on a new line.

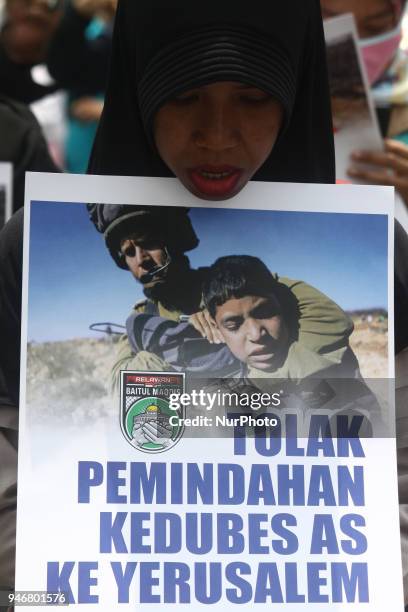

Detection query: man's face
xmin=214 ymin=295 xmax=290 ymax=371
xmin=120 ymin=234 xmax=168 ymax=286
xmin=154 ymin=81 xmax=283 ymax=201
xmin=320 ymin=0 xmax=399 ymax=39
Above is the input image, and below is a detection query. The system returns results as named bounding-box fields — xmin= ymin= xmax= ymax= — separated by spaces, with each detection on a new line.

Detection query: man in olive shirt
xmin=127 ymin=255 xmax=357 ymax=383
xmin=203 ymin=255 xmax=358 ymax=381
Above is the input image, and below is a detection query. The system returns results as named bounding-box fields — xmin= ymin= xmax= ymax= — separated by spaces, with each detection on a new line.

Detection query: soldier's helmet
xmin=87 ymin=203 xmax=199 ymax=269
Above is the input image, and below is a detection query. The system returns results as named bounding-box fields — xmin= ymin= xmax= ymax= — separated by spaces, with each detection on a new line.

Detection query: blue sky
xmin=27 ymin=201 xmax=388 ymax=342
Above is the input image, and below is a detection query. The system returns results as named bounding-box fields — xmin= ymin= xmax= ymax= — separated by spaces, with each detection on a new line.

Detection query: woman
xmin=0 ymin=0 xmax=334 ymax=589
xmin=88 ymin=0 xmax=334 ymax=185
xmin=1 ymin=0 xmax=408 ymax=597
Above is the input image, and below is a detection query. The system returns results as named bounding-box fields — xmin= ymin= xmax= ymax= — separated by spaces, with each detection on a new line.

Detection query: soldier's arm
xmin=126 ymin=311 xmax=238 ymax=374
xmin=110 ymin=333 xmax=137 ymax=392
xmin=110 ymin=300 xmax=150 ymax=392
xmin=280 ymin=277 xmax=354 ymax=354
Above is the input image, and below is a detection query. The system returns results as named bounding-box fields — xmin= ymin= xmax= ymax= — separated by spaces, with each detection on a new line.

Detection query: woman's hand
xmin=70 ymin=97 xmax=104 ymax=122
xmin=348 ymin=139 xmax=408 ymax=206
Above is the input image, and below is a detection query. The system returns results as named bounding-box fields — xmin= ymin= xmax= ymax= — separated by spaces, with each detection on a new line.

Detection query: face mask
xmin=359 ymin=24 xmax=403 ymax=85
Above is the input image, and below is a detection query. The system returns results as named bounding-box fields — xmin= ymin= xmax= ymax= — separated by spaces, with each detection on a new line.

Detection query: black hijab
xmin=88 ymin=0 xmax=335 ymax=184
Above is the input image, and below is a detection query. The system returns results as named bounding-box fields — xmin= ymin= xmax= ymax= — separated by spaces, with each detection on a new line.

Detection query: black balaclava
xmin=88 ymin=0 xmax=335 ymax=184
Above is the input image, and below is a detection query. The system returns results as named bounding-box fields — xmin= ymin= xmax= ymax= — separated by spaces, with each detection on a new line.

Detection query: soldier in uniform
xmin=87 ymin=203 xmax=237 ymax=387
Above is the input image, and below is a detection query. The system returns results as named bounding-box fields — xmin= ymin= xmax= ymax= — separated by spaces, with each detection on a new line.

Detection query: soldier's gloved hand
xmin=189 ymin=309 xmax=224 ymax=344
xmin=142 ymin=420 xmax=172 ymax=444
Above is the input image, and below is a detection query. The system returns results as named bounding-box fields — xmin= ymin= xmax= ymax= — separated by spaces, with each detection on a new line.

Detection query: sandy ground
xmin=349 ymin=316 xmax=388 ymax=379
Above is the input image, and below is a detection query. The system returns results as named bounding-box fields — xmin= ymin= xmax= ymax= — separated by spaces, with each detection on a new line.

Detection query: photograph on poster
xmin=324 ymin=14 xmax=383 ymax=181
xmin=25 ymin=198 xmax=390 ymax=430
xmin=15 ymin=175 xmax=402 ymax=611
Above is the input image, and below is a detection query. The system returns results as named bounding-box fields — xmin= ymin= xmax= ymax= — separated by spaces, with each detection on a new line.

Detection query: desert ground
xmin=25 ymin=313 xmax=388 ymax=424
xmin=349 ymin=314 xmax=388 ymax=378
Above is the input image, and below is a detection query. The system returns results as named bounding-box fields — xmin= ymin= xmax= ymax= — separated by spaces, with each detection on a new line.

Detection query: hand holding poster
xmin=15 ymin=173 xmax=403 ymax=609
xmin=324 ymin=14 xmax=383 ymax=182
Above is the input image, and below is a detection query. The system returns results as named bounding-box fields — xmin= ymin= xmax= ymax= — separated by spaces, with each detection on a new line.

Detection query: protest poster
xmin=324 ymin=14 xmax=383 ymax=182
xmin=0 ymin=162 xmax=12 ymax=228
xmin=14 ymin=172 xmax=402 ymax=610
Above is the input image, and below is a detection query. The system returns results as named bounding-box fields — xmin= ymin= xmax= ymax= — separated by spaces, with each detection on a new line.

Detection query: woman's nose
xmin=194 ymin=100 xmax=239 ymax=151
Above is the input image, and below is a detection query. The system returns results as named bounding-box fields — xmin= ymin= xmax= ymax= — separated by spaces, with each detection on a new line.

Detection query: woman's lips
xmin=188 ymin=166 xmax=243 ymax=198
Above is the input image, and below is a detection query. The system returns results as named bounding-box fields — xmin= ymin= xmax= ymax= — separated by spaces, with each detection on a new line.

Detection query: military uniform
xmin=111 ymin=299 xmax=181 ymax=389
xmin=111 ymin=275 xmax=355 ymax=386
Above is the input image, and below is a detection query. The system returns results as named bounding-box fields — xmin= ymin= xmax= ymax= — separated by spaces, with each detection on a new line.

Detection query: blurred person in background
xmin=0 ymin=0 xmax=63 ymax=103
xmin=46 ymin=0 xmax=116 ymax=172
xmin=47 ymin=0 xmax=114 ymax=94
xmin=0 ymin=0 xmax=113 ymax=102
xmin=0 ymin=94 xmax=59 ymax=211
xmin=321 ymin=2 xmax=408 ymax=607
xmin=321 ymin=0 xmax=408 ymax=205
xmin=0 ymin=0 xmax=114 ymax=214
xmin=0 ymin=1 xmax=62 ymax=213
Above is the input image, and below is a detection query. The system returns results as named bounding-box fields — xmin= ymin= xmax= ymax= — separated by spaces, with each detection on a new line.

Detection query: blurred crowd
xmin=0 ymin=0 xmax=116 ymax=211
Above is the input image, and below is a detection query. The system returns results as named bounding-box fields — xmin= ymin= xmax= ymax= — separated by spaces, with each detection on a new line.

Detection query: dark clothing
xmin=88 ymin=0 xmax=335 ymax=183
xmin=1 ymin=212 xmax=407 ymax=413
xmin=0 ymin=44 xmax=57 ymax=104
xmin=0 ymin=96 xmax=60 ymax=212
xmin=47 ymin=4 xmax=112 ymax=97
xmin=0 ymin=208 xmax=23 ymax=412
xmin=0 ymin=3 xmax=111 ymax=104
xmin=396 ymin=220 xmax=408 ymax=354
xmin=126 ymin=309 xmax=238 ymax=376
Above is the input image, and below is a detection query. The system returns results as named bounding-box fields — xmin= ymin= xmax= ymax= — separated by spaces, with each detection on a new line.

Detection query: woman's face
xmin=154 ymin=81 xmax=283 ymax=201
xmin=320 ymin=0 xmax=400 ymax=39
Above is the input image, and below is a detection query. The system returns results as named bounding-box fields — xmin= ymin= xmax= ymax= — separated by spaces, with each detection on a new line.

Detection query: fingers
xmin=197 ymin=312 xmax=215 ymax=342
xmin=385 ymin=138 xmax=408 ymax=160
xmin=189 ymin=311 xmax=222 ymax=344
xmin=350 ymin=149 xmax=408 ymax=176
xmin=189 ymin=313 xmax=207 ymax=338
xmin=202 ymin=310 xmax=223 ymax=344
xmin=347 ymin=140 xmax=408 ymax=200
xmin=347 ymin=166 xmax=394 ymax=186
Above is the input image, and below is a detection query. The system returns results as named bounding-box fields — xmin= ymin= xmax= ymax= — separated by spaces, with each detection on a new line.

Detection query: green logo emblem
xmin=120 ymin=371 xmax=185 ymax=453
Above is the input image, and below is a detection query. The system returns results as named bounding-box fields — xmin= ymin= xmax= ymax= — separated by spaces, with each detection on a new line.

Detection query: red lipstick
xmin=188 ymin=165 xmax=243 ymax=199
